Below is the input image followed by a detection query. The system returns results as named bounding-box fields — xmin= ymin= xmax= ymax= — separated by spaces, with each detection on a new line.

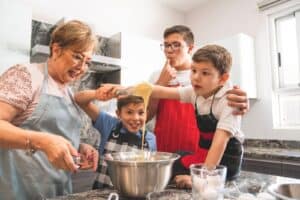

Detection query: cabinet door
xmin=213 ymin=33 xmax=257 ymax=98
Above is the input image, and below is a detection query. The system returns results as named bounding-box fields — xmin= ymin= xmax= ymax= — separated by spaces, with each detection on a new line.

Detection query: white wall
xmin=0 ymin=0 xmax=32 ymax=74
xmin=186 ymin=0 xmax=300 ymax=140
xmin=1 ymin=0 xmax=184 ymax=82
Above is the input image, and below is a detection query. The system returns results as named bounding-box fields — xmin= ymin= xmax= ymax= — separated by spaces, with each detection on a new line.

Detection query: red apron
xmin=180 ymin=131 xmax=214 ymax=168
xmin=154 ymin=99 xmax=200 ymax=153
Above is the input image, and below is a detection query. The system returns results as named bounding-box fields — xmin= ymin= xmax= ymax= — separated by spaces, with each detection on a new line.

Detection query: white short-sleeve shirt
xmin=178 ymin=81 xmax=244 ymax=143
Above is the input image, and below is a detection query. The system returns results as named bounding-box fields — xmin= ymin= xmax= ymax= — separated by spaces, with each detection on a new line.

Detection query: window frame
xmin=268 ymin=4 xmax=300 ymax=129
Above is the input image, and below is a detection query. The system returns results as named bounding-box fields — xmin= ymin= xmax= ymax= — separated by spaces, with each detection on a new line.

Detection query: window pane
xmin=278 ymin=94 xmax=300 ymax=126
xmin=276 ymin=15 xmax=299 ymax=87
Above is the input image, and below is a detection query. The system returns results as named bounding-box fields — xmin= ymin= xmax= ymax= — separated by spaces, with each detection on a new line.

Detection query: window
xmin=269 ymin=4 xmax=300 ymax=129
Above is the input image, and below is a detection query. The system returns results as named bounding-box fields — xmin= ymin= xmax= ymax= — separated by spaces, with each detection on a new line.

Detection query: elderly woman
xmin=0 ymin=20 xmax=99 ymax=199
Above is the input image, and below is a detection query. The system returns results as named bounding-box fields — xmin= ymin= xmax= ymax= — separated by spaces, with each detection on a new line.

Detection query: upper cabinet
xmin=30 ymin=19 xmax=121 ymax=72
xmin=213 ymin=33 xmax=257 ymax=98
xmin=0 ymin=0 xmax=31 ymax=74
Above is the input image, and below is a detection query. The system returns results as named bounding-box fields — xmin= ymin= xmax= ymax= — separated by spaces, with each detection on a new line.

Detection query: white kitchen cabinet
xmin=0 ymin=0 xmax=32 ymax=74
xmin=213 ymin=33 xmax=257 ymax=98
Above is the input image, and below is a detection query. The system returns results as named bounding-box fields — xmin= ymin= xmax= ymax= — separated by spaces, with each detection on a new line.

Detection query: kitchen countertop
xmin=244 ymin=139 xmax=300 ymax=162
xmin=50 ymin=140 xmax=300 ymax=199
xmin=49 ymin=171 xmax=300 ymax=200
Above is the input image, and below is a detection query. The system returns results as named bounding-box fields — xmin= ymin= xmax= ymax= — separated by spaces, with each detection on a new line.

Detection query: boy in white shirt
xmin=150 ymin=44 xmax=244 ymax=188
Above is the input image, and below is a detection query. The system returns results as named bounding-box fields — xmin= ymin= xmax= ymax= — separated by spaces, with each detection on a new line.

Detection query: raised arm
xmin=75 ymin=84 xmax=120 ymax=121
xmin=75 ymin=89 xmax=99 ymax=122
xmin=151 ymin=84 xmax=180 ymax=100
xmin=147 ymin=60 xmax=177 ymax=121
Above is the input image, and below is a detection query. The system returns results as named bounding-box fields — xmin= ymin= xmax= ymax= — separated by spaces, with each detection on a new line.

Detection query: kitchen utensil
xmin=268 ymin=183 xmax=300 ymax=200
xmin=147 ymin=189 xmax=192 ymax=200
xmin=107 ymin=192 xmax=118 ymax=200
xmin=105 ymin=151 xmax=179 ymax=198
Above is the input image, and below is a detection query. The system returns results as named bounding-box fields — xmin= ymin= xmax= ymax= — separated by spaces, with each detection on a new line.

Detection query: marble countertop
xmin=48 ymin=171 xmax=300 ymax=200
xmin=244 ymin=146 xmax=300 ymax=162
xmin=244 ymin=139 xmax=300 ymax=162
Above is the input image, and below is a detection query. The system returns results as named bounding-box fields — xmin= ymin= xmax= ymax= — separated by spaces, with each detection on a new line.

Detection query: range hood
xmin=31 ymin=44 xmax=121 ymax=67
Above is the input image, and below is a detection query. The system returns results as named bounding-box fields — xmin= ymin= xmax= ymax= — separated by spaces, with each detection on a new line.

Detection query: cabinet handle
xmin=277 ymin=52 xmax=281 ymax=67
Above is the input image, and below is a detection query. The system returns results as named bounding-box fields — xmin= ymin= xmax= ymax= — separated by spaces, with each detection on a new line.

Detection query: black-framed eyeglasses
xmin=160 ymin=42 xmax=182 ymax=51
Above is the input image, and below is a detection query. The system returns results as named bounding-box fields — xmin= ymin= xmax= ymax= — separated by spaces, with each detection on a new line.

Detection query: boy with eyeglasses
xmin=147 ymin=25 xmax=249 ymax=183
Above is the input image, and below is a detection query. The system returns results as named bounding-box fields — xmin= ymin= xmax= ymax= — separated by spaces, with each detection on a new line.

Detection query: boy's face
xmin=163 ymin=33 xmax=193 ymax=69
xmin=190 ymin=61 xmax=228 ymax=98
xmin=116 ymin=102 xmax=146 ymax=133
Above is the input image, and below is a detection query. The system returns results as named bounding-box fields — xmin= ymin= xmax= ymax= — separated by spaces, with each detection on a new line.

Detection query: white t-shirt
xmin=178 ymin=81 xmax=244 ymax=143
xmin=0 ymin=63 xmax=72 ymax=126
xmin=147 ymin=69 xmax=191 ymax=131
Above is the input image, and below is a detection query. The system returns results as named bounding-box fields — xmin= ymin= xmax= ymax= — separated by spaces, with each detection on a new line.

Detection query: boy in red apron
xmin=150 ymin=44 xmax=244 ymax=187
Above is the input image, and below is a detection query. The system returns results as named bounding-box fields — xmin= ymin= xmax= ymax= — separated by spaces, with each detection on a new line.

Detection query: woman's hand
xmin=37 ymin=133 xmax=79 ymax=172
xmin=226 ymin=85 xmax=249 ymax=115
xmin=174 ymin=175 xmax=192 ymax=189
xmin=78 ymin=143 xmax=99 ymax=171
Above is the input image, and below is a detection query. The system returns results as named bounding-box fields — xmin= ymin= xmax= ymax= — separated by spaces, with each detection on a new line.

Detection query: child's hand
xmin=95 ymin=84 xmax=124 ymax=101
xmin=174 ymin=175 xmax=192 ymax=189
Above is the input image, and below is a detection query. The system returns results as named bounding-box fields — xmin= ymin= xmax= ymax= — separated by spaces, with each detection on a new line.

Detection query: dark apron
xmin=93 ymin=123 xmax=149 ymax=189
xmin=173 ymin=94 xmax=243 ymax=181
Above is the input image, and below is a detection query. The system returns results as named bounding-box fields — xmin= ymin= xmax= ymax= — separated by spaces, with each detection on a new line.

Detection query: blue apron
xmin=0 ymin=63 xmax=81 ymax=200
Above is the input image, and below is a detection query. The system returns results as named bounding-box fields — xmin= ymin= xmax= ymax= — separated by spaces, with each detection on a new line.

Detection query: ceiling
xmin=158 ymin=0 xmax=209 ymax=13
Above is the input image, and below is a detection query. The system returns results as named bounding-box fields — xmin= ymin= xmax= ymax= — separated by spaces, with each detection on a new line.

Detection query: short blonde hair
xmin=49 ymin=20 xmax=97 ymax=56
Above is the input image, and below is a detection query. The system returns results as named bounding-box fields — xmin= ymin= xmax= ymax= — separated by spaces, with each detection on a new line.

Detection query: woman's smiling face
xmin=51 ymin=43 xmax=94 ymax=84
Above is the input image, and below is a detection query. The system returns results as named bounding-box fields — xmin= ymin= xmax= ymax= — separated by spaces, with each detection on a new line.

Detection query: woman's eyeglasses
xmin=70 ymin=51 xmax=92 ymax=67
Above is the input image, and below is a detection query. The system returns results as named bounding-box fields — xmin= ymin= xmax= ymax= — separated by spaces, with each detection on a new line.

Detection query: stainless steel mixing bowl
xmin=105 ymin=151 xmax=180 ymax=198
xmin=268 ymin=183 xmax=300 ymax=200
